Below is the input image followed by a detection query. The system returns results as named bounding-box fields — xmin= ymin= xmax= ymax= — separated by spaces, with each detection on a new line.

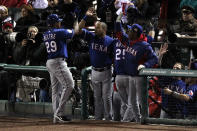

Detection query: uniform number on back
xmin=45 ymin=41 xmax=57 ymax=53
xmin=116 ymin=49 xmax=125 ymax=60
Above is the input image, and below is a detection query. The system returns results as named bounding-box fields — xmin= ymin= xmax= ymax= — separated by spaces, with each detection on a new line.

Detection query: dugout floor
xmin=0 ymin=115 xmax=196 ymax=131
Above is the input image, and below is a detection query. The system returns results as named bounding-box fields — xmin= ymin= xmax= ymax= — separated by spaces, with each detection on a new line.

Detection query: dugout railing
xmin=139 ymin=68 xmax=197 ymax=126
xmin=81 ymin=67 xmax=197 ymax=125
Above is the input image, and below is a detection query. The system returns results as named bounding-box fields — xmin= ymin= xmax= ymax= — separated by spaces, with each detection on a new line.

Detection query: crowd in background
xmin=0 ymin=0 xmax=196 ymax=121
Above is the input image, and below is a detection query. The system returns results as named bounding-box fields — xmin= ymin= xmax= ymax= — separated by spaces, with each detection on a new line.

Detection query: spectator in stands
xmin=59 ymin=0 xmax=81 ymax=29
xmin=28 ymin=0 xmax=48 ymax=9
xmin=41 ymin=0 xmax=60 ymax=22
xmin=13 ymin=26 xmax=47 ymax=66
xmin=0 ymin=6 xmax=16 ymax=32
xmin=0 ymin=0 xmax=27 ymax=8
xmin=179 ymin=5 xmax=197 ymax=34
xmin=97 ymin=0 xmax=116 ymax=34
xmin=15 ymin=4 xmax=40 ymax=32
xmin=0 ymin=22 xmax=16 ymax=64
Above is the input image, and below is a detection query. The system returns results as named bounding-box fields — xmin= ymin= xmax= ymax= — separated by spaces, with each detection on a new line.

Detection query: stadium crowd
xmin=0 ymin=0 xmax=196 ymax=122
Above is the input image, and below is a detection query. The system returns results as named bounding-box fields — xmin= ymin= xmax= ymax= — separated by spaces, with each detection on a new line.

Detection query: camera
xmin=4 ymin=32 xmax=43 ymax=46
xmin=3 ymin=32 xmax=26 ymax=43
xmin=167 ymin=33 xmax=197 ymax=47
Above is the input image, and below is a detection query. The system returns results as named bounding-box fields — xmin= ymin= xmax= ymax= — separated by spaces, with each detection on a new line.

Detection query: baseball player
xmin=43 ymin=14 xmax=76 ymax=123
xmin=160 ymin=63 xmax=186 ymax=118
xmin=114 ymin=13 xmax=158 ymax=122
xmin=77 ymin=8 xmax=116 ymax=120
xmin=163 ymin=62 xmax=197 ymax=119
xmin=164 ymin=78 xmax=197 ymax=119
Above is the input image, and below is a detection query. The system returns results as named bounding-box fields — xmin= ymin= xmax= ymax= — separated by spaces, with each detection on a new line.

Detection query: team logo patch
xmin=189 ymin=90 xmax=193 ymax=96
xmin=67 ymin=29 xmax=72 ymax=33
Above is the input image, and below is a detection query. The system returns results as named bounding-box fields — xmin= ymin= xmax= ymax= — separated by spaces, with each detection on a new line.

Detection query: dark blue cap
xmin=127 ymin=24 xmax=143 ymax=35
xmin=47 ymin=14 xmax=63 ymax=25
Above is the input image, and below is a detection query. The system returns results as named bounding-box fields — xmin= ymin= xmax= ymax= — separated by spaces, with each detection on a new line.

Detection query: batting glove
xmin=137 ymin=64 xmax=145 ymax=71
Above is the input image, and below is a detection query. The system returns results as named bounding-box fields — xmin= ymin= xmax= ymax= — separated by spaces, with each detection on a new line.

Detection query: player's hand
xmin=116 ymin=12 xmax=123 ymax=22
xmin=137 ymin=64 xmax=145 ymax=71
xmin=86 ymin=7 xmax=95 ymax=16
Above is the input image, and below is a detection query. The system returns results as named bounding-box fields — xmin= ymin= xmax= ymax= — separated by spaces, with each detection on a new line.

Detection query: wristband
xmin=171 ymin=91 xmax=180 ymax=99
xmin=83 ymin=15 xmax=88 ymax=21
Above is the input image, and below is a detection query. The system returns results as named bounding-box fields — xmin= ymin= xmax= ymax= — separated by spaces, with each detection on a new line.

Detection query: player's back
xmin=43 ymin=28 xmax=74 ymax=59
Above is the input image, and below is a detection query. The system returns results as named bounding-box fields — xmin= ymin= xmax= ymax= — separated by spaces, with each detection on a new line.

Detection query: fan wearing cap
xmin=43 ymin=14 xmax=79 ymax=123
xmin=180 ymin=5 xmax=197 ymax=33
xmin=2 ymin=22 xmax=13 ymax=33
xmin=113 ymin=13 xmax=158 ymax=122
xmin=0 ymin=5 xmax=16 ymax=32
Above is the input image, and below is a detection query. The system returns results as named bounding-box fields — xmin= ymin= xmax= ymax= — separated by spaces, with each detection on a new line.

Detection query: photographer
xmin=13 ymin=26 xmax=49 ymax=102
xmin=13 ymin=26 xmax=47 ymax=66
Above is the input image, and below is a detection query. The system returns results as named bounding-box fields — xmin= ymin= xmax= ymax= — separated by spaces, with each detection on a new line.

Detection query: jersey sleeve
xmin=80 ymin=29 xmax=94 ymax=42
xmin=143 ymin=44 xmax=158 ymax=68
xmin=63 ymin=29 xmax=74 ymax=39
xmin=114 ymin=22 xmax=129 ymax=44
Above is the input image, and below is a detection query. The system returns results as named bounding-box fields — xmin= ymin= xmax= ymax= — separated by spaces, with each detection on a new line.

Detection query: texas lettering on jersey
xmin=91 ymin=42 xmax=108 ymax=53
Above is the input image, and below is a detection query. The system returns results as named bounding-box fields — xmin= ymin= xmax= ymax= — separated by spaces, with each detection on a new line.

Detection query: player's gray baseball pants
xmin=91 ymin=68 xmax=112 ymax=120
xmin=46 ymin=58 xmax=74 ymax=117
xmin=115 ymin=75 xmax=142 ymax=122
xmin=112 ymin=90 xmax=129 ymax=121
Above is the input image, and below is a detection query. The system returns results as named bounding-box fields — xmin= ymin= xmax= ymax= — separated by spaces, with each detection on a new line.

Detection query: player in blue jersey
xmin=114 ymin=13 xmax=158 ymax=122
xmin=77 ymin=8 xmax=116 ymax=120
xmin=160 ymin=63 xmax=186 ymax=119
xmin=43 ymin=14 xmax=77 ymax=123
xmin=164 ymin=62 xmax=197 ymax=119
xmin=164 ymin=78 xmax=197 ymax=119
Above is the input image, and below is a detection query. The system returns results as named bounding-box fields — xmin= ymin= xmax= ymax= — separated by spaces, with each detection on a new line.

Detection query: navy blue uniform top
xmin=81 ymin=29 xmax=115 ymax=68
xmin=43 ymin=28 xmax=74 ymax=59
xmin=161 ymin=79 xmax=186 ymax=116
xmin=114 ymin=22 xmax=158 ymax=76
xmin=185 ymin=84 xmax=197 ymax=117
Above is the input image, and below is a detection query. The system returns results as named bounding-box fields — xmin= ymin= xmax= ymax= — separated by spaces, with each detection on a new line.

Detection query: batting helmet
xmin=47 ymin=14 xmax=63 ymax=26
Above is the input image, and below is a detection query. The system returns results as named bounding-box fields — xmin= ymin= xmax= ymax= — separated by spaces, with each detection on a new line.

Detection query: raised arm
xmin=78 ymin=7 xmax=95 ymax=34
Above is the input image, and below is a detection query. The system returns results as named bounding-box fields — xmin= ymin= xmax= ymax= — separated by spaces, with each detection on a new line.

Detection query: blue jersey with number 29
xmin=43 ymin=28 xmax=74 ymax=59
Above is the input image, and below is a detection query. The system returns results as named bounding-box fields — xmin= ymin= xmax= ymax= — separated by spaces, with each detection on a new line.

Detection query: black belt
xmin=92 ymin=66 xmax=111 ymax=72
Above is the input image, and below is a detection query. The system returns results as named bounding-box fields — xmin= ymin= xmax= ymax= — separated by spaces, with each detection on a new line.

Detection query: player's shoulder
xmin=105 ymin=35 xmax=115 ymax=43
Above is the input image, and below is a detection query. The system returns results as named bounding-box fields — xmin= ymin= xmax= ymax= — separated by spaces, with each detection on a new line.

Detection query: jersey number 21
xmin=116 ymin=48 xmax=125 ymax=60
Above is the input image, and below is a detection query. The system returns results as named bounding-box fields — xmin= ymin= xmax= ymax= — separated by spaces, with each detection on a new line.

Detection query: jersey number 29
xmin=45 ymin=41 xmax=57 ymax=53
